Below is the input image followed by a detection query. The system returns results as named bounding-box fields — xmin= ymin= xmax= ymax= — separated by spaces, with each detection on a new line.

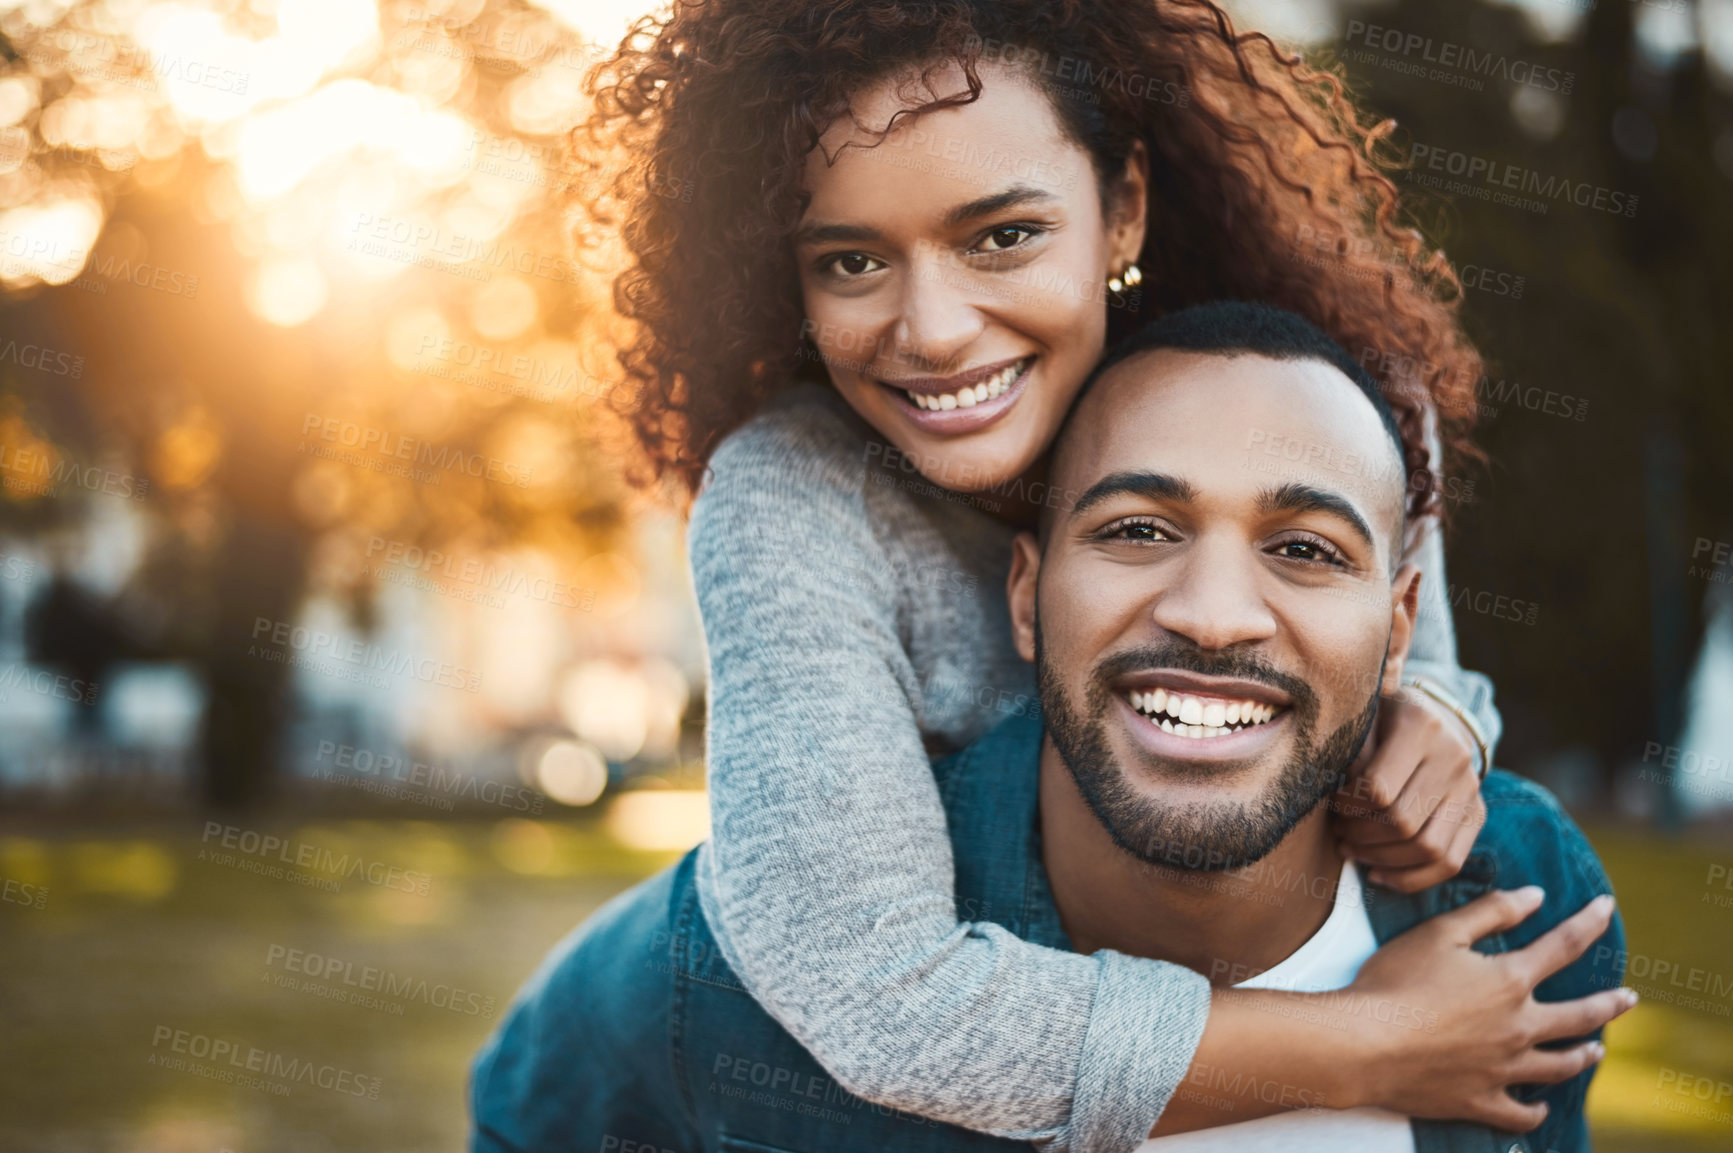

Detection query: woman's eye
xmin=825 ymin=253 xmax=885 ymax=278
xmin=975 ymin=225 xmax=1037 ymax=253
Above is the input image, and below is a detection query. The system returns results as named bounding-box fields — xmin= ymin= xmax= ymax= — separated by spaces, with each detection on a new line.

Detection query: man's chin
xmin=1099 ymin=806 xmax=1294 ymax=874
xmin=1084 ymin=742 xmax=1339 ymax=872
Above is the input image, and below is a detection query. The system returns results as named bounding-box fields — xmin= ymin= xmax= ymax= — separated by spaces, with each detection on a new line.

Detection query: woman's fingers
xmin=1507 ymin=894 xmax=1618 ymax=985
xmin=1335 ymin=740 xmax=1444 ymax=844
xmin=1363 ymin=796 xmax=1485 ymax=892
xmin=1351 ymin=793 xmax=1474 ymax=866
xmin=1466 ymin=1092 xmax=1549 ymax=1133
xmin=1335 ymin=748 xmax=1421 ymax=830
xmin=1528 ymin=988 xmax=1639 ymax=1044
xmin=1509 ymin=1040 xmax=1607 ymax=1086
xmin=1364 ymin=854 xmax=1460 ymax=894
xmin=1427 ymin=885 xmax=1548 ymax=946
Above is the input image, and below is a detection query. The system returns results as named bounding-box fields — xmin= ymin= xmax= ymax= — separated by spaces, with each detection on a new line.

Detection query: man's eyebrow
xmin=793 ymin=185 xmax=1058 ymax=247
xmin=1257 ymin=482 xmax=1377 ymax=551
xmin=1069 ymin=471 xmax=1197 ymax=519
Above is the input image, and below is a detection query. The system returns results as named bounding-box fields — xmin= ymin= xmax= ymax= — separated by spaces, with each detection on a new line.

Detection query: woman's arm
xmin=689 ymin=405 xmax=1210 ymax=1151
xmin=1402 ymin=511 xmax=1503 ymax=757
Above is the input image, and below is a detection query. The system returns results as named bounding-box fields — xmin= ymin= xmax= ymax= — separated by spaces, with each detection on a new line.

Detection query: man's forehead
xmin=1060 ymin=350 xmax=1406 ymax=524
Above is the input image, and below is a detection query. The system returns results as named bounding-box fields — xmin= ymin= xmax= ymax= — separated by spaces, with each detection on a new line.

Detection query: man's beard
xmin=1038 ymin=627 xmax=1382 ymax=873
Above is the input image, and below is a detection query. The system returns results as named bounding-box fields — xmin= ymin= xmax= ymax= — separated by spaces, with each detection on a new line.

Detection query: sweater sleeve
xmin=1402 ymin=513 xmax=1504 ymax=761
xmin=687 ymin=407 xmax=1210 ymax=1152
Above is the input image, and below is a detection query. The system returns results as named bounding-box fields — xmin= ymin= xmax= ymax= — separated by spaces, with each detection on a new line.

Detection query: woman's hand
xmin=1153 ymin=888 xmax=1631 ymax=1138
xmin=1331 ymin=688 xmax=1485 ymax=892
xmin=1347 ymin=887 xmax=1633 ymax=1130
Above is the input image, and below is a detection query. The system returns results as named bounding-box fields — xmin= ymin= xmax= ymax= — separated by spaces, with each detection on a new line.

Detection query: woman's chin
xmin=824 ymin=376 xmax=1065 ymax=506
xmin=888 ymin=429 xmax=1040 ymax=496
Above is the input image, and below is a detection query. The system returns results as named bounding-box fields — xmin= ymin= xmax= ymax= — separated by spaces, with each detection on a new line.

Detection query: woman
xmin=573 ymin=0 xmax=1628 ymax=1146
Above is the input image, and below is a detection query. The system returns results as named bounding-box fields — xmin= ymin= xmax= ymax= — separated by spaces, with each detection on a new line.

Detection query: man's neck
xmin=1037 ymin=737 xmax=1344 ymax=986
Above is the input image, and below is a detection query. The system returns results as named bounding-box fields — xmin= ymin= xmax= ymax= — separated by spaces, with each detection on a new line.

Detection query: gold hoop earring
xmin=1106 ymin=262 xmax=1143 ymax=295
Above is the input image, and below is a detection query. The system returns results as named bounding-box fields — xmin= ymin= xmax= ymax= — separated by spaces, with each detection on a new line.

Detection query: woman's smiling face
xmin=797 ymin=61 xmax=1146 ymax=492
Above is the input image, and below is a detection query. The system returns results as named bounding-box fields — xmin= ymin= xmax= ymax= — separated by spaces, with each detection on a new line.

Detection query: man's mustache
xmin=1092 ymin=642 xmax=1317 ymax=710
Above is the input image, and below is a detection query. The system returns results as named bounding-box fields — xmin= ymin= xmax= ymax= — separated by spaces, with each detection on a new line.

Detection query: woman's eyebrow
xmin=940 ymin=184 xmax=1058 ymax=229
xmin=793 ymin=184 xmax=1058 ymax=247
xmin=793 ymin=221 xmax=884 ymax=246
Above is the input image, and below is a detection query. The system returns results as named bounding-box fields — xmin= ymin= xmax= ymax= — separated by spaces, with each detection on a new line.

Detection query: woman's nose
xmin=890 ymin=249 xmax=986 ymax=371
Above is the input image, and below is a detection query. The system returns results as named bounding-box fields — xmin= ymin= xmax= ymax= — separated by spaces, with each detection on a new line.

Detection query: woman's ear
xmin=1380 ymin=564 xmax=1424 ymax=695
xmin=1008 ymin=531 xmax=1042 ymax=663
xmin=1109 ymin=141 xmax=1150 ymax=272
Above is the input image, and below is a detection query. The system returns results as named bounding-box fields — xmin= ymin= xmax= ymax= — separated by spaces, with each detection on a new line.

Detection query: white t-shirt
xmin=1137 ymin=858 xmax=1416 ymax=1153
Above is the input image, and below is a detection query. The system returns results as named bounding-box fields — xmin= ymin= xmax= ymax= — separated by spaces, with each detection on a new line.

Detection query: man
xmin=470 ymin=303 xmax=1625 ymax=1153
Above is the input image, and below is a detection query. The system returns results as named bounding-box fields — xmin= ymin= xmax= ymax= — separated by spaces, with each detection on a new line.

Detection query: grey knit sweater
xmin=688 ymin=384 xmax=1500 ymax=1153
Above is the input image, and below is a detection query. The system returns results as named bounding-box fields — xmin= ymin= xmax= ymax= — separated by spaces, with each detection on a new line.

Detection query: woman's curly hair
xmin=575 ymin=0 xmax=1483 ymax=516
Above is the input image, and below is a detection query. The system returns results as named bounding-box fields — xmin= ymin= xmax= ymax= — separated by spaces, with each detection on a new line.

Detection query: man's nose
xmin=890 ymin=248 xmax=986 ymax=372
xmin=1146 ymin=536 xmax=1279 ymax=651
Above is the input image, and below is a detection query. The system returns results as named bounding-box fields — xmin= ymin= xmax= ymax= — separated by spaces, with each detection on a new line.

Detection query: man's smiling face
xmin=1009 ymin=347 xmax=1421 ymax=870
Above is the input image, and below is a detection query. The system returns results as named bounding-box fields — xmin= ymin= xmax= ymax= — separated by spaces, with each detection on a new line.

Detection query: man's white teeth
xmin=1128 ymin=689 xmax=1279 ymax=739
xmin=908 ymin=361 xmax=1023 ymax=410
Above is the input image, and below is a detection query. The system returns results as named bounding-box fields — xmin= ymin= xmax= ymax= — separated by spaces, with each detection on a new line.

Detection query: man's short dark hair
xmin=1053 ymin=301 xmax=1407 ymax=488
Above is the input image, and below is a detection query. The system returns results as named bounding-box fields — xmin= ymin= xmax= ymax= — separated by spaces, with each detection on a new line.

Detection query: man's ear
xmin=1379 ymin=563 xmax=1423 ymax=695
xmin=1008 ymin=531 xmax=1042 ymax=663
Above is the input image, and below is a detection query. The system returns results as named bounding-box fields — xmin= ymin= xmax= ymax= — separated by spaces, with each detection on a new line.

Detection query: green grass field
xmin=0 ymin=817 xmax=1727 ymax=1152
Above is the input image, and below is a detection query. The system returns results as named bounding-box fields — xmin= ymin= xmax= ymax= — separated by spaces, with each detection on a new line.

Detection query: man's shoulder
xmin=1457 ymin=773 xmax=1624 ymax=1152
xmin=929 ymin=709 xmax=1044 ymax=806
xmin=1475 ymin=769 xmax=1615 ymax=917
xmin=470 ymin=856 xmax=698 ymax=1152
xmin=1465 ymin=770 xmax=1624 ymax=1006
xmin=1366 ymin=768 xmax=1620 ymax=975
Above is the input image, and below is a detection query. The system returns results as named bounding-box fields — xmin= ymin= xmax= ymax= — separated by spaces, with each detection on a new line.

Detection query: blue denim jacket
xmin=471 ymin=711 xmax=1623 ymax=1153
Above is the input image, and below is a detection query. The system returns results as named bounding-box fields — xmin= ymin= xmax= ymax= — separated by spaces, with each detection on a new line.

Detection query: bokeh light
xmin=535 ymin=738 xmax=607 ymax=806
xmin=605 ymin=789 xmax=709 ymax=852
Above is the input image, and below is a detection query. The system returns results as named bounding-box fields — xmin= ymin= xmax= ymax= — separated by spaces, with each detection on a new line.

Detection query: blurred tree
xmin=0 ymin=0 xmax=638 ymax=807
xmin=1323 ymin=0 xmax=1733 ymax=798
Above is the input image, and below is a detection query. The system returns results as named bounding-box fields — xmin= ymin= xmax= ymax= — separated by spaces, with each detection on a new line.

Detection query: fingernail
xmin=1594 ymin=893 xmax=1616 ymax=910
xmin=1621 ymin=987 xmax=1640 ymax=1006
xmin=1589 ymin=1041 xmax=1606 ymax=1060
xmin=1515 ymin=885 xmax=1545 ymax=901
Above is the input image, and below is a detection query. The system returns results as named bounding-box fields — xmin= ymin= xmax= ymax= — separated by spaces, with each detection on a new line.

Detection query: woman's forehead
xmin=803 ymin=62 xmax=1090 ymax=215
xmin=810 ymin=59 xmax=1074 ymax=168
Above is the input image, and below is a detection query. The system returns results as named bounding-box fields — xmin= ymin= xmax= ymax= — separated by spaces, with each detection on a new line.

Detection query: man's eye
xmin=824 ymin=253 xmax=885 ymax=277
xmin=1275 ymin=538 xmax=1344 ymax=565
xmin=974 ymin=225 xmax=1038 ymax=253
xmin=1102 ymin=519 xmax=1170 ymax=543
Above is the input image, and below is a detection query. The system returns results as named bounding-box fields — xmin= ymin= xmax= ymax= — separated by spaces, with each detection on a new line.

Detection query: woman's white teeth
xmin=1128 ymin=690 xmax=1279 ymax=739
xmin=908 ymin=362 xmax=1022 ymax=410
